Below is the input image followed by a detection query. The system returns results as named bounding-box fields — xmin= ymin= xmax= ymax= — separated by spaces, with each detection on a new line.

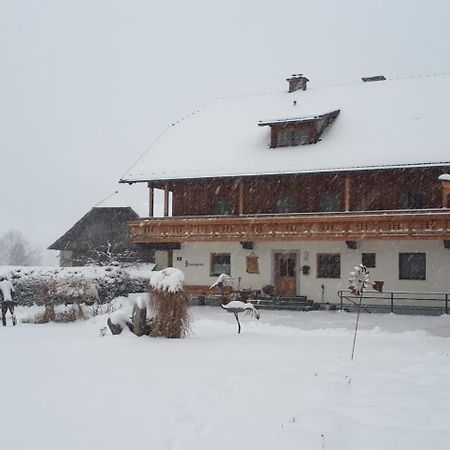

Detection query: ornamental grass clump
xmin=149 ymin=268 xmax=190 ymax=339
xmin=26 ymin=277 xmax=92 ymax=324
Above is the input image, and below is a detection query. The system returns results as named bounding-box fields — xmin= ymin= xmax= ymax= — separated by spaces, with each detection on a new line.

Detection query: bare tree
xmin=84 ymin=241 xmax=142 ymax=267
xmin=0 ymin=230 xmax=42 ymax=266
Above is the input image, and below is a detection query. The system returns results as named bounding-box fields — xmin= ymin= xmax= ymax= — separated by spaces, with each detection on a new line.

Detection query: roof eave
xmin=120 ymin=161 xmax=450 ymax=184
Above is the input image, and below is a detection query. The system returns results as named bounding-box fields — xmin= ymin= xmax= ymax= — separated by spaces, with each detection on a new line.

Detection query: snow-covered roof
xmin=257 ymin=111 xmax=339 ymax=127
xmin=439 ymin=174 xmax=450 ymax=181
xmin=121 ymin=74 xmax=450 ymax=182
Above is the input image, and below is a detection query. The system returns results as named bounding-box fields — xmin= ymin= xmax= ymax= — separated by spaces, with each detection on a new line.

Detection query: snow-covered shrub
xmin=26 ymin=276 xmax=91 ymax=324
xmin=39 ymin=275 xmax=98 ymax=305
xmin=1 ymin=266 xmax=152 ymax=305
xmin=92 ymin=267 xmax=149 ymax=303
xmin=13 ymin=273 xmax=46 ymax=306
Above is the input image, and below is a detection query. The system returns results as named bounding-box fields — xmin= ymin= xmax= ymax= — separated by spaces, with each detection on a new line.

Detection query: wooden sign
xmin=246 ymin=252 xmax=259 ymax=274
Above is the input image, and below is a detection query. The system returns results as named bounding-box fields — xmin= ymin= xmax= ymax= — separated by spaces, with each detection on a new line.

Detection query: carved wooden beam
xmin=128 ymin=211 xmax=450 ymax=243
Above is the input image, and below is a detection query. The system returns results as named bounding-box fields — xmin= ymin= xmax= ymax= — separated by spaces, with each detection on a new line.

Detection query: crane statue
xmin=209 ymin=273 xmax=234 ymax=296
xmin=221 ymin=300 xmax=260 ymax=334
xmin=210 ymin=274 xmax=260 ymax=334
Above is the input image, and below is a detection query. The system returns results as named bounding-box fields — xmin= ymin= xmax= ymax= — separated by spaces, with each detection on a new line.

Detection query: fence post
xmin=339 ymin=291 xmax=343 ymax=310
xmin=445 ymin=294 xmax=448 ymax=315
xmin=390 ymin=292 xmax=394 ymax=313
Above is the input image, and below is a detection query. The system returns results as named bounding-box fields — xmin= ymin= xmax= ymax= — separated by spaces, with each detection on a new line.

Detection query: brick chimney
xmin=286 ymin=74 xmax=309 ymax=93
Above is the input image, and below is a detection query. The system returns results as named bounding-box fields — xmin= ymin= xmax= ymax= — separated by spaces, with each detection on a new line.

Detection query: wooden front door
xmin=274 ymin=253 xmax=297 ymax=296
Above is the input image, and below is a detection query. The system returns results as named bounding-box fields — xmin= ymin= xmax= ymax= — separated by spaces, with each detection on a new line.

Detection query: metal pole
xmin=445 ymin=294 xmax=448 ymax=315
xmin=351 ymin=290 xmax=364 ymax=361
xmin=390 ymin=292 xmax=394 ymax=313
xmin=339 ymin=291 xmax=343 ymax=310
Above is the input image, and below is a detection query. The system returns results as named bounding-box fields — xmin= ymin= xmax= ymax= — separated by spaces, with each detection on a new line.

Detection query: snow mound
xmin=150 ymin=268 xmax=184 ymax=293
xmin=109 ymin=310 xmax=131 ymax=327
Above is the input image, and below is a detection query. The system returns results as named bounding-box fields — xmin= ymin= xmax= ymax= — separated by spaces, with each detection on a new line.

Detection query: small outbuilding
xmin=48 ymin=207 xmax=154 ymax=267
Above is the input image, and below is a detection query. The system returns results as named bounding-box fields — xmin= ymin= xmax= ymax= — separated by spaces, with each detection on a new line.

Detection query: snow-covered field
xmin=2 ymin=304 xmax=450 ymax=450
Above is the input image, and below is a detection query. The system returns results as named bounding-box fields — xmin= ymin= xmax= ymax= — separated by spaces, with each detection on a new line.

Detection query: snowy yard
xmin=2 ymin=305 xmax=450 ymax=450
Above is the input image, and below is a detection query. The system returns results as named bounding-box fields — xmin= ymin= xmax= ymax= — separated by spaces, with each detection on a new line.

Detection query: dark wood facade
xmin=168 ymin=168 xmax=444 ymax=217
xmin=129 ymin=167 xmax=450 ymax=245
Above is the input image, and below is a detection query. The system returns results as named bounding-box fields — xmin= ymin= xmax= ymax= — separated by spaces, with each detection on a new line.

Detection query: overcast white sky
xmin=1 ymin=0 xmax=449 ymax=264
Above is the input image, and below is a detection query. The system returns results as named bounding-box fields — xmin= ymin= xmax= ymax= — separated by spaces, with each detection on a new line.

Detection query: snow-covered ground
xmin=2 ymin=303 xmax=450 ymax=450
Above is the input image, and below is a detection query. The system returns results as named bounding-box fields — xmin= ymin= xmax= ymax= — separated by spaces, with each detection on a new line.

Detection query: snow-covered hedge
xmin=0 ymin=264 xmax=155 ymax=305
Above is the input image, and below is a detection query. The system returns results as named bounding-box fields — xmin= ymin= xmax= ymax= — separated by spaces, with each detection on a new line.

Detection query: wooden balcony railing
xmin=128 ymin=210 xmax=450 ymax=243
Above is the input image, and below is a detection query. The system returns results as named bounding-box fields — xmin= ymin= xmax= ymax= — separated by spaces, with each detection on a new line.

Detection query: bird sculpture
xmin=210 ymin=273 xmax=234 ymax=298
xmin=221 ymin=300 xmax=260 ymax=334
xmin=210 ymin=273 xmax=233 ymax=289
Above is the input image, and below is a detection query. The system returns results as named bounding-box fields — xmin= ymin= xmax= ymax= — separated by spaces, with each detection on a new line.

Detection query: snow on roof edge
xmin=120 ymin=161 xmax=450 ymax=183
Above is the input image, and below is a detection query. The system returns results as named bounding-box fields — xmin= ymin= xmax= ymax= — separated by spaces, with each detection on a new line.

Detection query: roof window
xmin=258 ymin=110 xmax=340 ymax=148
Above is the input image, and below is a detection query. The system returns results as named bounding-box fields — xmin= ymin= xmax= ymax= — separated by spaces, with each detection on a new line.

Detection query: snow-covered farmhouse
xmin=120 ymin=74 xmax=450 ymax=305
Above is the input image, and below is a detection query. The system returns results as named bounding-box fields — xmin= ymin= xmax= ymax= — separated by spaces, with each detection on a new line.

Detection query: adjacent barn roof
xmin=120 ymin=74 xmax=450 ymax=183
xmin=48 ymin=207 xmax=139 ymax=251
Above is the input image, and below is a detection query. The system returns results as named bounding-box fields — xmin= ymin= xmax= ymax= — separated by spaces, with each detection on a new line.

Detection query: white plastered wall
xmin=154 ymin=250 xmax=169 ymax=270
xmin=171 ymin=240 xmax=450 ymax=304
xmin=59 ymin=250 xmax=73 ymax=267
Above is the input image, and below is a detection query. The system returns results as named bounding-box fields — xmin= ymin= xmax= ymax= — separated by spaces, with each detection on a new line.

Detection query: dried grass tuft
xmin=24 ymin=303 xmax=86 ymax=324
xmin=54 ymin=304 xmax=86 ymax=323
xmin=150 ymin=288 xmax=190 ymax=338
xmin=22 ymin=277 xmax=91 ymax=324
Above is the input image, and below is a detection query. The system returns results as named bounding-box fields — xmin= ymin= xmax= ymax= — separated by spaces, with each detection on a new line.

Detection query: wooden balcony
xmin=128 ymin=210 xmax=450 ymax=244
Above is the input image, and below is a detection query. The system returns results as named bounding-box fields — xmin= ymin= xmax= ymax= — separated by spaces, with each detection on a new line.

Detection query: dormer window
xmin=277 ymin=129 xmax=310 ymax=147
xmin=277 ymin=130 xmax=291 ymax=147
xmin=259 ymin=110 xmax=340 ymax=149
xmin=294 ymin=129 xmax=310 ymax=145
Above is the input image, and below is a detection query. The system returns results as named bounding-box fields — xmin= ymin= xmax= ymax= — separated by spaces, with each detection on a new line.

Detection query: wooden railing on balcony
xmin=128 ymin=210 xmax=450 ymax=243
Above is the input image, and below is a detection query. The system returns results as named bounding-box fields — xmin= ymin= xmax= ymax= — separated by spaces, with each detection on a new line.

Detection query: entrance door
xmin=274 ymin=253 xmax=297 ymax=296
